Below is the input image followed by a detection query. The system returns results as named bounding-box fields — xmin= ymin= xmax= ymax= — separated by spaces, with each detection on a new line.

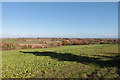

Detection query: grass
xmin=3 ymin=39 xmax=44 ymax=44
xmin=3 ymin=38 xmax=17 ymax=43
xmin=2 ymin=44 xmax=120 ymax=78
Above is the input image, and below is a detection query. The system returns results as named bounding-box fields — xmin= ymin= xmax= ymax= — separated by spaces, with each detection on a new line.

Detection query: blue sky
xmin=2 ymin=2 xmax=118 ymax=38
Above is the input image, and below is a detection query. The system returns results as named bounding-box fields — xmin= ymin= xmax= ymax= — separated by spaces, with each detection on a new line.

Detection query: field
xmin=1 ymin=38 xmax=118 ymax=50
xmin=2 ymin=44 xmax=120 ymax=78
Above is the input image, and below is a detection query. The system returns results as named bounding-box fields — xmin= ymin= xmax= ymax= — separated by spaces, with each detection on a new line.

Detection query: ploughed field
xmin=2 ymin=44 xmax=120 ymax=78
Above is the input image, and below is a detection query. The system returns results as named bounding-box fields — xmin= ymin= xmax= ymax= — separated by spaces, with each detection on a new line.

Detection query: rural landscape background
xmin=1 ymin=2 xmax=119 ymax=78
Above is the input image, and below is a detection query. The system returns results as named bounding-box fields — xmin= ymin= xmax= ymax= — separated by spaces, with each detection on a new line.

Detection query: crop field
xmin=2 ymin=44 xmax=120 ymax=78
xmin=3 ymin=38 xmax=45 ymax=44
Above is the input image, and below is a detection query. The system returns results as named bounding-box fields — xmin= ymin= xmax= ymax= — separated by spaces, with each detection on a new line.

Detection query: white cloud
xmin=104 ymin=34 xmax=112 ymax=37
xmin=104 ymin=34 xmax=118 ymax=38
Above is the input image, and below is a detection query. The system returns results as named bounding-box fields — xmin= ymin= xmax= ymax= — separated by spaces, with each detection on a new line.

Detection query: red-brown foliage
xmin=57 ymin=42 xmax=62 ymax=46
xmin=22 ymin=45 xmax=32 ymax=49
xmin=33 ymin=46 xmax=42 ymax=49
xmin=2 ymin=42 xmax=15 ymax=50
xmin=62 ymin=40 xmax=70 ymax=45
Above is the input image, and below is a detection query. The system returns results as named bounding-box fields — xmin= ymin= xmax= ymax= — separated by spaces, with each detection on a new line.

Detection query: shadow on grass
xmin=19 ymin=51 xmax=120 ymax=76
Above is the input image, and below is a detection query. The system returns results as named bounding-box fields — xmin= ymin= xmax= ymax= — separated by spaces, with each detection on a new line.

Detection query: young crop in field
xmin=2 ymin=44 xmax=119 ymax=78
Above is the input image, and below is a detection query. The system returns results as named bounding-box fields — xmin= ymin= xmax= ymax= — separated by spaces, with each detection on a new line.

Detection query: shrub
xmin=44 ymin=41 xmax=47 ymax=44
xmin=22 ymin=45 xmax=28 ymax=49
xmin=33 ymin=46 xmax=42 ymax=49
xmin=43 ymin=46 xmax=47 ymax=48
xmin=22 ymin=45 xmax=33 ymax=49
xmin=83 ymin=41 xmax=89 ymax=45
xmin=49 ymin=43 xmax=55 ymax=47
xmin=57 ymin=42 xmax=62 ymax=46
xmin=62 ymin=40 xmax=70 ymax=45
xmin=2 ymin=42 xmax=15 ymax=50
xmin=28 ymin=45 xmax=32 ymax=49
xmin=72 ymin=40 xmax=79 ymax=45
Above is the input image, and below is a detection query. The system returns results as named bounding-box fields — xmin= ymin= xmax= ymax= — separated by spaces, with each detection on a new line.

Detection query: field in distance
xmin=2 ymin=44 xmax=120 ymax=78
xmin=1 ymin=38 xmax=118 ymax=50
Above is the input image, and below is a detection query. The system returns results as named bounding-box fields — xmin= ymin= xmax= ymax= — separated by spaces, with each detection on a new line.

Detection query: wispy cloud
xmin=1 ymin=33 xmax=118 ymax=38
xmin=103 ymin=34 xmax=118 ymax=38
xmin=2 ymin=0 xmax=119 ymax=2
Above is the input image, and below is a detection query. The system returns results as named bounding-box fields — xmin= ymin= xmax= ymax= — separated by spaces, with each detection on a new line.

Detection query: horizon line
xmin=1 ymin=37 xmax=118 ymax=39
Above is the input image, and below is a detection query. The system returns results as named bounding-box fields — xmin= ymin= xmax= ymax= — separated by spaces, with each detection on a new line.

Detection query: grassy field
xmin=3 ymin=38 xmax=44 ymax=44
xmin=2 ymin=44 xmax=120 ymax=78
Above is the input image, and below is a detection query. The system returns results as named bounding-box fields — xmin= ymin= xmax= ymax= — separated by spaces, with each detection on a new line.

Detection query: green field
xmin=3 ymin=38 xmax=44 ymax=44
xmin=2 ymin=44 xmax=120 ymax=78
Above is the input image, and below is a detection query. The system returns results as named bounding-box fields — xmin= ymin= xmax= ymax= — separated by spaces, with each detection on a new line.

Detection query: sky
xmin=2 ymin=2 xmax=118 ymax=38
